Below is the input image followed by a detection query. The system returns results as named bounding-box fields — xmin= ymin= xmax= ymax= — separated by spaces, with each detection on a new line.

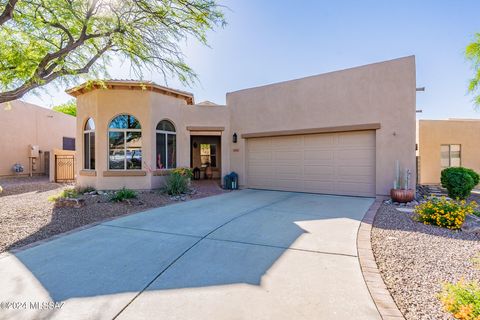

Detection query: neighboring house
xmin=69 ymin=56 xmax=416 ymax=196
xmin=0 ymin=100 xmax=76 ymax=177
xmin=418 ymin=119 xmax=480 ymax=184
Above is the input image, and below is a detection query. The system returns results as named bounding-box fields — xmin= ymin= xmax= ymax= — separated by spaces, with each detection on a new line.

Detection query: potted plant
xmin=390 ymin=160 xmax=415 ymax=203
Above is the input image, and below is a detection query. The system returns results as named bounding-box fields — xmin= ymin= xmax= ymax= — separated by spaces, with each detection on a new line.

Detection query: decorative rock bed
xmin=372 ymin=203 xmax=480 ymax=320
xmin=54 ymin=198 xmax=86 ymax=208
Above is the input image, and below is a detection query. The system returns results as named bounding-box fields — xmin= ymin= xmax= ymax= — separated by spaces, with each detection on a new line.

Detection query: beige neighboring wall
xmin=419 ymin=119 xmax=480 ymax=184
xmin=0 ymin=100 xmax=76 ymax=177
xmin=227 ymin=56 xmax=417 ymax=196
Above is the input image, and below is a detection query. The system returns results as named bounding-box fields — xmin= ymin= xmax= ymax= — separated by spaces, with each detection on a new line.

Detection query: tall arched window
xmin=108 ymin=114 xmax=142 ymax=170
xmin=84 ymin=118 xmax=95 ymax=170
xmin=156 ymin=120 xmax=176 ymax=169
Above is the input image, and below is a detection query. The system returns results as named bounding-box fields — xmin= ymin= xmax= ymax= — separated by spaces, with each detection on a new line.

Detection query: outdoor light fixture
xmin=416 ymin=87 xmax=425 ymax=92
xmin=193 ymin=142 xmax=198 ymax=148
xmin=233 ymin=133 xmax=238 ymax=143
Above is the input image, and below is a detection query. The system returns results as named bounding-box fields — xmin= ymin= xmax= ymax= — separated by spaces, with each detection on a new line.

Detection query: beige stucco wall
xmin=418 ymin=119 xmax=480 ymax=184
xmin=0 ymin=100 xmax=76 ymax=177
xmin=75 ymin=89 xmax=230 ymax=190
xmin=227 ymin=56 xmax=417 ymax=196
xmin=74 ymin=56 xmax=416 ymax=195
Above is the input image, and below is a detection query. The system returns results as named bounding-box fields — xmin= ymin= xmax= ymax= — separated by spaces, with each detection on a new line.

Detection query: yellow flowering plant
xmin=415 ymin=197 xmax=477 ymax=230
xmin=439 ymin=279 xmax=480 ymax=320
xmin=172 ymin=167 xmax=193 ymax=179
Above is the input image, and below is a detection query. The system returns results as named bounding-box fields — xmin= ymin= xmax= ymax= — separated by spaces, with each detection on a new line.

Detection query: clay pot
xmin=390 ymin=189 xmax=415 ymax=203
xmin=205 ymin=166 xmax=213 ymax=179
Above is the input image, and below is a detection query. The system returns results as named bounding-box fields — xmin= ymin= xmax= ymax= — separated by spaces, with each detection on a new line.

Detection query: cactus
xmin=393 ymin=161 xmax=412 ymax=190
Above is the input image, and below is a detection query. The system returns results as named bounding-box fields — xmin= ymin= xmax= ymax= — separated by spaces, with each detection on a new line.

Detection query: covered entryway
xmin=246 ymin=130 xmax=376 ymax=197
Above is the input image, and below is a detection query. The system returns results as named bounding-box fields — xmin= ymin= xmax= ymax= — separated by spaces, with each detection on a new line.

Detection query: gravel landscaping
xmin=372 ymin=203 xmax=480 ymax=320
xmin=0 ymin=176 xmax=227 ymax=253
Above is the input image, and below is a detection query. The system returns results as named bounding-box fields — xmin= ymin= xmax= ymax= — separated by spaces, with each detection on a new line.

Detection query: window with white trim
xmin=156 ymin=120 xmax=176 ymax=169
xmin=83 ymin=118 xmax=95 ymax=169
xmin=108 ymin=115 xmax=142 ymax=170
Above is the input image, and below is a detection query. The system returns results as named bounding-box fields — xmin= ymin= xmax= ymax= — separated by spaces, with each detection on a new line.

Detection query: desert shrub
xmin=48 ymin=187 xmax=79 ymax=202
xmin=415 ymin=197 xmax=476 ymax=229
xmin=164 ymin=172 xmax=189 ymax=195
xmin=110 ymin=187 xmax=137 ymax=202
xmin=439 ymin=279 xmax=480 ymax=320
xmin=172 ymin=167 xmax=193 ymax=179
xmin=441 ymin=167 xmax=480 ymax=200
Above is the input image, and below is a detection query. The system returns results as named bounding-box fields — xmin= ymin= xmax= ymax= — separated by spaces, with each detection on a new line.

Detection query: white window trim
xmin=83 ymin=130 xmax=95 ymax=170
xmin=83 ymin=119 xmax=95 ymax=170
xmin=156 ymin=129 xmax=176 ymax=170
xmin=108 ymin=127 xmax=142 ymax=171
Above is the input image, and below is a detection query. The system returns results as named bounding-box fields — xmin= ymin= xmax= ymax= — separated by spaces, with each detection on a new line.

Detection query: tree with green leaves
xmin=52 ymin=99 xmax=76 ymax=116
xmin=466 ymin=34 xmax=480 ymax=105
xmin=0 ymin=0 xmax=225 ymax=104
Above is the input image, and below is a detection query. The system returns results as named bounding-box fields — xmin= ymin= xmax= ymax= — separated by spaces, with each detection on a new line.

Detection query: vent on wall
xmin=63 ymin=137 xmax=75 ymax=151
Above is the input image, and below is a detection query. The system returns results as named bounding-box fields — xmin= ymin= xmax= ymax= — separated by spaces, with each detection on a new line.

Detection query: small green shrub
xmin=164 ymin=173 xmax=189 ymax=195
xmin=439 ymin=279 xmax=480 ymax=320
xmin=415 ymin=197 xmax=476 ymax=229
xmin=110 ymin=187 xmax=137 ymax=202
xmin=441 ymin=167 xmax=480 ymax=200
xmin=48 ymin=187 xmax=79 ymax=202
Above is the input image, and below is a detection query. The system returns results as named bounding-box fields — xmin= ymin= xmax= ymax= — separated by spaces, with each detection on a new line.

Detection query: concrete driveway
xmin=0 ymin=189 xmax=380 ymax=320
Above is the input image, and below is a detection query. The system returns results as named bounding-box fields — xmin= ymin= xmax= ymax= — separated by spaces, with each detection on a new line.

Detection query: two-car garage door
xmin=246 ymin=130 xmax=376 ymax=197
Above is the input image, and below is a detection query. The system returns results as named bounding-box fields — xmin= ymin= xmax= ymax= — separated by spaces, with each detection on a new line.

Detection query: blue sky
xmin=23 ymin=0 xmax=480 ymax=120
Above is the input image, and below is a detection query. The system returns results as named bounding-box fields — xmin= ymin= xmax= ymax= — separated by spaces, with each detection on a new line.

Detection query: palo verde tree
xmin=0 ymin=0 xmax=225 ymax=103
xmin=52 ymin=99 xmax=76 ymax=116
xmin=466 ymin=33 xmax=480 ymax=105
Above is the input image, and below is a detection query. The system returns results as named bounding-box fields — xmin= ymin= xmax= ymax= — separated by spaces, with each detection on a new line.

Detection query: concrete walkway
xmin=0 ymin=189 xmax=380 ymax=320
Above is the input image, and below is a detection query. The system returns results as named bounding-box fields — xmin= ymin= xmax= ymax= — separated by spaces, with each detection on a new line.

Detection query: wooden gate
xmin=55 ymin=155 xmax=75 ymax=182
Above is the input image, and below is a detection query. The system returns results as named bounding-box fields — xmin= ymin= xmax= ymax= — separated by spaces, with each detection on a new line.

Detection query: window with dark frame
xmin=63 ymin=137 xmax=75 ymax=151
xmin=440 ymin=144 xmax=461 ymax=169
xmin=200 ymin=144 xmax=217 ymax=167
xmin=83 ymin=118 xmax=95 ymax=170
xmin=108 ymin=114 xmax=142 ymax=170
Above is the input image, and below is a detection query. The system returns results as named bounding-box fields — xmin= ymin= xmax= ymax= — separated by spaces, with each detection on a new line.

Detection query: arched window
xmin=156 ymin=120 xmax=176 ymax=169
xmin=108 ymin=114 xmax=142 ymax=170
xmin=84 ymin=118 xmax=95 ymax=170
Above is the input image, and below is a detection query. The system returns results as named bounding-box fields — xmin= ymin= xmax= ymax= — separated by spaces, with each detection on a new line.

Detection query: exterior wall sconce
xmin=233 ymin=133 xmax=238 ymax=143
xmin=193 ymin=142 xmax=198 ymax=148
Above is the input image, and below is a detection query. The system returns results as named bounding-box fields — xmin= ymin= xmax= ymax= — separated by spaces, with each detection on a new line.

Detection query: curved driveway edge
xmin=357 ymin=197 xmax=405 ymax=319
xmin=0 ymin=189 xmax=383 ymax=320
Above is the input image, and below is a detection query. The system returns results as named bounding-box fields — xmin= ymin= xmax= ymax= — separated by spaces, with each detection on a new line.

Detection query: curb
xmin=357 ymin=197 xmax=405 ymax=320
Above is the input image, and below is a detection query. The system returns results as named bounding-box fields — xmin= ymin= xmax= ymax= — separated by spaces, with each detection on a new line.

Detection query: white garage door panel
xmin=246 ymin=131 xmax=375 ymax=197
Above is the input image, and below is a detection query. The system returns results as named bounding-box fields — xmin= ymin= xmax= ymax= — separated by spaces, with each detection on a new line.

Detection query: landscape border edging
xmin=357 ymin=197 xmax=405 ymax=319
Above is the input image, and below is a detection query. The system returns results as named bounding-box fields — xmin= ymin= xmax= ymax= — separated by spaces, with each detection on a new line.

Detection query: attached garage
xmin=246 ymin=130 xmax=376 ymax=197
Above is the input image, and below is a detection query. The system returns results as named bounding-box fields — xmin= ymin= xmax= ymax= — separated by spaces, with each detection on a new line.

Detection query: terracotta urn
xmin=390 ymin=189 xmax=415 ymax=203
xmin=205 ymin=166 xmax=213 ymax=179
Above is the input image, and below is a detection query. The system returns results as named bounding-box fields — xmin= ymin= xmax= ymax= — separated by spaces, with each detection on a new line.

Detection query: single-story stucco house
xmin=68 ymin=56 xmax=417 ymax=197
xmin=418 ymin=119 xmax=480 ymax=184
xmin=0 ymin=100 xmax=76 ymax=177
